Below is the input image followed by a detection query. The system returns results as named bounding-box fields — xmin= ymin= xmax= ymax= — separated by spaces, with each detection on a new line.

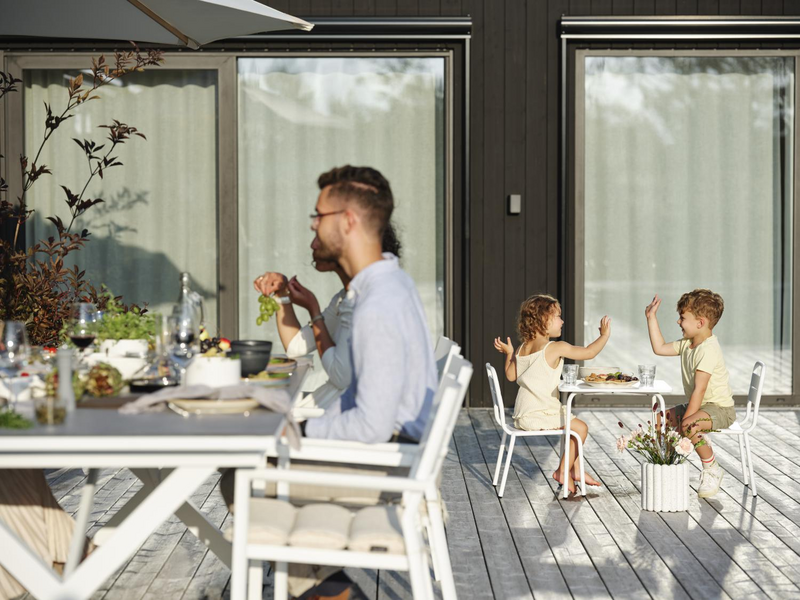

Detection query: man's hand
xmin=494 ymin=336 xmax=514 ymax=356
xmin=254 ymin=272 xmax=289 ymax=297
xmin=287 ymin=276 xmax=320 ymax=317
xmin=599 ymin=315 xmax=611 ymax=337
xmin=645 ymin=295 xmax=662 ymax=320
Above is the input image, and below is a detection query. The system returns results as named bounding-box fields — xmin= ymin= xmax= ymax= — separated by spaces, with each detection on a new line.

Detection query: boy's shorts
xmin=673 ymin=403 xmax=736 ymax=430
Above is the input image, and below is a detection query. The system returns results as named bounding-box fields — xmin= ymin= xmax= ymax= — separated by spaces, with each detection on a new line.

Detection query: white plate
xmin=169 ymin=398 xmax=259 ymax=415
xmin=583 ymin=380 xmax=638 ymax=388
xmin=243 ymin=376 xmax=291 ymax=388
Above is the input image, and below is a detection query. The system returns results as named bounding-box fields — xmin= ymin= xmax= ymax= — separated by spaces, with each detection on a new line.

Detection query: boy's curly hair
xmin=518 ymin=294 xmax=561 ymax=342
xmin=677 ymin=289 xmax=725 ymax=328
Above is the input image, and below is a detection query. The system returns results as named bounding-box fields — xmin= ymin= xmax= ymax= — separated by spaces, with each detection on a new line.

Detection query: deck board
xmin=31 ymin=408 xmax=800 ymax=599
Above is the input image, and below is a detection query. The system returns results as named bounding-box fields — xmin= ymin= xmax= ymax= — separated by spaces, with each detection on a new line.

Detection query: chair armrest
xmin=276 ymin=438 xmax=420 ymax=468
xmin=237 ymin=467 xmax=427 ymax=493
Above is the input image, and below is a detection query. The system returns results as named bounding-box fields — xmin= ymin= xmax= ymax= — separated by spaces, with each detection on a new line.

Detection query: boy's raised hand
xmin=494 ymin=336 xmax=514 ymax=356
xmin=645 ymin=295 xmax=662 ymax=319
xmin=599 ymin=316 xmax=611 ymax=337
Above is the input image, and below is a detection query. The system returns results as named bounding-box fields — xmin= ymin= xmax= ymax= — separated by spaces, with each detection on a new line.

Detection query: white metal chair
xmin=485 ymin=363 xmax=585 ymax=497
xmin=230 ymin=362 xmax=473 ymax=600
xmin=266 ymin=354 xmax=471 ymax=600
xmin=434 ymin=335 xmax=461 ymax=381
xmin=713 ymin=361 xmax=766 ymax=497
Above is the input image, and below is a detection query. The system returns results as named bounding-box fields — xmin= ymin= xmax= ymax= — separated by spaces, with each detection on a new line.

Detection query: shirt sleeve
xmin=671 ymin=339 xmax=684 ymax=354
xmin=304 ymin=309 xmax=404 ymax=443
xmin=694 ymin=344 xmax=717 ymax=375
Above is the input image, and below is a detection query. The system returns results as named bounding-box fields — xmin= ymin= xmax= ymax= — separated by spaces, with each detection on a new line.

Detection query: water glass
xmin=638 ymin=364 xmax=656 ymax=387
xmin=563 ymin=364 xmax=578 ymax=385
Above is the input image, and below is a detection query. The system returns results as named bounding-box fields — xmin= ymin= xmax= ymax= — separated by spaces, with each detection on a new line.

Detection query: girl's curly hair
xmin=518 ymin=294 xmax=561 ymax=342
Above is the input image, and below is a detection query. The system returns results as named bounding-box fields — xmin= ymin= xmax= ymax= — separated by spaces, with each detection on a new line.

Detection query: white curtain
xmin=583 ymin=56 xmax=794 ymax=395
xmin=237 ymin=57 xmax=445 ymax=349
xmin=25 ymin=69 xmax=218 ymax=329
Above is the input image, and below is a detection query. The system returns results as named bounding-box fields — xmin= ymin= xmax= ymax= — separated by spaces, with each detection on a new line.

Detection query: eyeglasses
xmin=309 ymin=209 xmax=346 ymax=224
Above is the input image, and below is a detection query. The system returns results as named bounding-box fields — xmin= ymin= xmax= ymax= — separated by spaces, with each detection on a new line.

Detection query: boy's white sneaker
xmin=698 ymin=464 xmax=724 ymax=498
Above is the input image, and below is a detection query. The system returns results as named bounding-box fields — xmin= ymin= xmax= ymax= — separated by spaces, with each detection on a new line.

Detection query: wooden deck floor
xmin=40 ymin=408 xmax=800 ymax=599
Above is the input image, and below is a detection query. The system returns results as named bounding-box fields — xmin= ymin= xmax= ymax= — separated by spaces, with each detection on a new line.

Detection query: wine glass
xmin=67 ymin=302 xmax=99 ymax=355
xmin=167 ymin=308 xmax=199 ymax=385
xmin=0 ymin=321 xmax=31 ymax=409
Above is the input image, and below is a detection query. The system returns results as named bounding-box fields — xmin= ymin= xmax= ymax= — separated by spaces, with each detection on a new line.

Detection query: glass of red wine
xmin=68 ymin=303 xmax=99 ymax=362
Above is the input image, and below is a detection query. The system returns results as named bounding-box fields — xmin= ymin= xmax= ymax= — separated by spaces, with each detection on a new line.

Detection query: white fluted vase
xmin=641 ymin=463 xmax=689 ymax=512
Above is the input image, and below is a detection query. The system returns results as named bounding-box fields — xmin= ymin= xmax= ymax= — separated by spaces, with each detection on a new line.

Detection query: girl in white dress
xmin=494 ymin=294 xmax=610 ymax=495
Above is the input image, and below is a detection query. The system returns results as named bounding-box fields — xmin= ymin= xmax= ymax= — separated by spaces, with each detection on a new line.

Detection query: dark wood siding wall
xmin=265 ymin=0 xmax=800 ymax=406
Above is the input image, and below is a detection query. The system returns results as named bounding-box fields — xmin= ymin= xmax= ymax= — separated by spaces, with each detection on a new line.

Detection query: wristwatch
xmin=309 ymin=314 xmax=325 ymax=326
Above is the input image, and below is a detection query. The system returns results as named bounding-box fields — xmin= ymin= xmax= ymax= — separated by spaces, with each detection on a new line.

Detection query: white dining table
xmin=0 ymin=407 xmax=286 ymax=600
xmin=557 ymin=379 xmax=673 ymax=499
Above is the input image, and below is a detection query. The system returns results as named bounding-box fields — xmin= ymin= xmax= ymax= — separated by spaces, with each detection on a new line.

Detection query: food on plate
xmin=200 ymin=334 xmax=231 ymax=355
xmin=584 ymin=371 xmax=638 ymax=384
xmin=248 ymin=370 xmax=290 ymax=381
xmin=85 ymin=363 xmax=125 ymax=397
xmin=256 ymin=294 xmax=280 ymax=326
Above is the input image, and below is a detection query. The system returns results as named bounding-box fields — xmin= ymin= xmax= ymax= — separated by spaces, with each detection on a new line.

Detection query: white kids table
xmin=557 ymin=379 xmax=672 ymax=499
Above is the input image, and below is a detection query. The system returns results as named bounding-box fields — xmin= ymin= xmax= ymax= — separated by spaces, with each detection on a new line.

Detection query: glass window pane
xmin=24 ymin=69 xmax=219 ymax=328
xmin=583 ymin=56 xmax=794 ymax=395
xmin=237 ymin=57 xmax=446 ymax=346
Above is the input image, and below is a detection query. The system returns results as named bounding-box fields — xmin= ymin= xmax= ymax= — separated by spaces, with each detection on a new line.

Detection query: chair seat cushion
xmin=348 ymin=505 xmax=405 ymax=554
xmin=246 ymin=498 xmax=297 ymax=545
xmin=241 ymin=499 xmax=406 ymax=554
xmin=288 ymin=504 xmax=353 ymax=549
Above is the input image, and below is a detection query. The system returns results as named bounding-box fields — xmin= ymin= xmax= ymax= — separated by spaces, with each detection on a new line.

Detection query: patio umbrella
xmin=0 ymin=0 xmax=313 ymax=49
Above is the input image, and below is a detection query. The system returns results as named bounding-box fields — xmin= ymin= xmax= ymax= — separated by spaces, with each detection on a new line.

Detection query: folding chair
xmin=713 ymin=361 xmax=766 ymax=497
xmin=486 ymin=363 xmax=585 ymax=497
xmin=434 ymin=335 xmax=461 ymax=381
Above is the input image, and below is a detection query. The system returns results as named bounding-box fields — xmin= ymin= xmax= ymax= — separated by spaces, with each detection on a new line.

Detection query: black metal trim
xmin=561 ymin=15 xmax=800 ymax=39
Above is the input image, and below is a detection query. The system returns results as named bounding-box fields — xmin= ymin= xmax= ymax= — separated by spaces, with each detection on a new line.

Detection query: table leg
xmin=64 ymin=468 xmax=99 ymax=576
xmin=561 ymin=393 xmax=576 ymax=500
xmin=0 ymin=519 xmax=62 ymax=599
xmin=61 ymin=467 xmax=216 ymax=599
xmin=128 ymin=467 xmax=232 ymax=567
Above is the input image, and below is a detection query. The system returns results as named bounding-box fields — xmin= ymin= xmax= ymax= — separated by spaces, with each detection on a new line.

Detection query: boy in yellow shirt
xmin=645 ymin=289 xmax=735 ymax=499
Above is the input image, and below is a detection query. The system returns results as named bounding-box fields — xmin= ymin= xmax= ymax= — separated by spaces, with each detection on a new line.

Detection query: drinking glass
xmin=1 ymin=321 xmax=31 ymax=409
xmin=168 ymin=308 xmax=199 ymax=384
xmin=67 ymin=302 xmax=99 ymax=354
xmin=638 ymin=364 xmax=656 ymax=387
xmin=563 ymin=364 xmax=578 ymax=385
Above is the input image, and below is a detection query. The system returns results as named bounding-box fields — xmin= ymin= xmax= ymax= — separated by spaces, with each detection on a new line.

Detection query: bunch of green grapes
xmin=256 ymin=294 xmax=280 ymax=326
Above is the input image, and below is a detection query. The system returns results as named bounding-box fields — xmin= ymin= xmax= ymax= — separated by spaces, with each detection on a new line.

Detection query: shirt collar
xmin=349 ymin=253 xmax=399 ymax=297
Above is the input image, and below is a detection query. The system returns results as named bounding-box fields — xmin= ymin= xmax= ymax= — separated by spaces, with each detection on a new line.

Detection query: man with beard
xmin=245 ymin=166 xmax=437 ymax=599
xmin=257 ymin=165 xmax=436 ymax=443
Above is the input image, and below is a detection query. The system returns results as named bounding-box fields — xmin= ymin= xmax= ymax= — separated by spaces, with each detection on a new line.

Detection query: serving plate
xmin=266 ymin=357 xmax=297 ymax=374
xmin=169 ymin=398 xmax=259 ymax=415
xmin=583 ymin=380 xmax=638 ymax=388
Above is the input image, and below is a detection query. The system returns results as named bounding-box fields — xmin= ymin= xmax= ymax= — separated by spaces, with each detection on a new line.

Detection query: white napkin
xmin=119 ymin=384 xmax=301 ymax=449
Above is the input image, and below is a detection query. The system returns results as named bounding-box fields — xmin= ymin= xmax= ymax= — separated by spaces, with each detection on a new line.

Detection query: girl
xmin=494 ymin=294 xmax=610 ymax=494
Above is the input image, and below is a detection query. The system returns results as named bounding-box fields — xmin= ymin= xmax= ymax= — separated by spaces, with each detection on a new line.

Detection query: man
xmin=250 ymin=165 xmax=438 ymax=599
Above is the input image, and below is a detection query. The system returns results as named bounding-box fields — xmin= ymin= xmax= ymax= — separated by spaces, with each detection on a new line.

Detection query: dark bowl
xmin=231 ymin=340 xmax=272 ymax=377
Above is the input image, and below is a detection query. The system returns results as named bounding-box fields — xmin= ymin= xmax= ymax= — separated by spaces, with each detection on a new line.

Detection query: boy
xmin=645 ymin=289 xmax=735 ymax=498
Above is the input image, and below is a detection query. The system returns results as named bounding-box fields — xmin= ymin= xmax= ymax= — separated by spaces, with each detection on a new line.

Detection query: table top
xmin=559 ymin=379 xmax=672 ymax=394
xmin=0 ymin=407 xmax=285 ymax=459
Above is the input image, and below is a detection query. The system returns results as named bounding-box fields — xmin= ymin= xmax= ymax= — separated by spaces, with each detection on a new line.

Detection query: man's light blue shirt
xmin=304 ymin=254 xmax=437 ymax=443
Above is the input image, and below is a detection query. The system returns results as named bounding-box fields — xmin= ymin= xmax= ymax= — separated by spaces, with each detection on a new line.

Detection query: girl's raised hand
xmin=645 ymin=295 xmax=662 ymax=319
xmin=494 ymin=336 xmax=514 ymax=356
xmin=599 ymin=316 xmax=611 ymax=337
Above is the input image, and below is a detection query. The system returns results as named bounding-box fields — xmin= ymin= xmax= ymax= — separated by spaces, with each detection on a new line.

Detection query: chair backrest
xmin=416 ymin=354 xmax=469 ymax=450
xmin=746 ymin=361 xmax=766 ymax=429
xmin=485 ymin=363 xmax=507 ymax=428
xmin=287 ymin=363 xmax=311 ymax=405
xmin=411 ymin=359 xmax=473 ymax=485
xmin=434 ymin=336 xmax=461 ymax=381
